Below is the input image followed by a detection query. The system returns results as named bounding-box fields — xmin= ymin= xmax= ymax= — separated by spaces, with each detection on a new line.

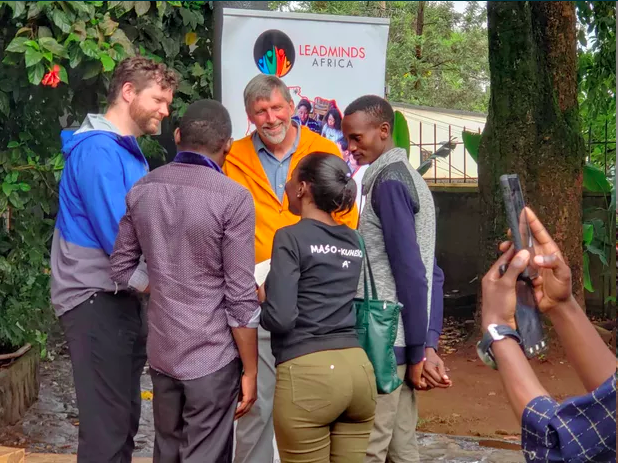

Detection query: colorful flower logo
xmin=253 ymin=30 xmax=295 ymax=78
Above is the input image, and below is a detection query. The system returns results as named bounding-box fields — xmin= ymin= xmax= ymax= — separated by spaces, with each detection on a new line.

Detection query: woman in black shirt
xmin=260 ymin=152 xmax=377 ymax=463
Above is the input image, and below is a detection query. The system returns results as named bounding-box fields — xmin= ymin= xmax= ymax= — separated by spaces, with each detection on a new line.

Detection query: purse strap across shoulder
xmin=354 ymin=230 xmax=378 ymax=300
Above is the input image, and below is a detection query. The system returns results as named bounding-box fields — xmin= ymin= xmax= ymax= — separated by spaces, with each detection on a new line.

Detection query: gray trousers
xmin=152 ymin=358 xmax=242 ymax=463
xmin=234 ymin=326 xmax=277 ymax=463
xmin=365 ymin=365 xmax=419 ymax=463
xmin=61 ymin=291 xmax=147 ymax=463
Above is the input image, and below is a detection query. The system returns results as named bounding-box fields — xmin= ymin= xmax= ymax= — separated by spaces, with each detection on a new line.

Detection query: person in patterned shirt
xmin=481 ymin=207 xmax=616 ymax=463
xmin=110 ymin=100 xmax=259 ymax=463
xmin=291 ymin=98 xmax=322 ymax=134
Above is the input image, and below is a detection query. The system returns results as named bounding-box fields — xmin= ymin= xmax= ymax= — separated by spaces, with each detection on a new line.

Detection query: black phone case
xmin=499 ymin=174 xmax=548 ymax=358
xmin=515 ymin=280 xmax=548 ymax=358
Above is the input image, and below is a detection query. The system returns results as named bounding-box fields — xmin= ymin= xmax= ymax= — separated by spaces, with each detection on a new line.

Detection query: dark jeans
xmin=151 ymin=358 xmax=241 ymax=463
xmin=61 ymin=291 xmax=147 ymax=463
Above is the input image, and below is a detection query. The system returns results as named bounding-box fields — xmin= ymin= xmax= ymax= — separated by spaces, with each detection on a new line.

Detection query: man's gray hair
xmin=243 ymin=74 xmax=293 ymax=111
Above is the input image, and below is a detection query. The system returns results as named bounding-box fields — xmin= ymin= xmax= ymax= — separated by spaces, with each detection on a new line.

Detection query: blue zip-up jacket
xmin=51 ymin=115 xmax=149 ymax=317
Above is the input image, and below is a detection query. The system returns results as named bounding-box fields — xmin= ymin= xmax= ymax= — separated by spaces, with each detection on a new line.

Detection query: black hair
xmin=296 ymin=99 xmax=312 ymax=112
xmin=178 ymin=99 xmax=232 ymax=154
xmin=336 ymin=136 xmax=348 ymax=152
xmin=324 ymin=108 xmax=342 ymax=131
xmin=297 ymin=152 xmax=356 ymax=215
xmin=344 ymin=95 xmax=394 ymax=132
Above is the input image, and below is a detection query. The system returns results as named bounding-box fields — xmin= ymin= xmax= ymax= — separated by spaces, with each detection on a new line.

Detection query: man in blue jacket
xmin=51 ymin=56 xmax=177 ymax=463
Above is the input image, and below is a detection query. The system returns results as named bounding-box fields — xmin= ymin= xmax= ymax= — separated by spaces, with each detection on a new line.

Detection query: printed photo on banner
xmin=221 ymin=10 xmax=389 ymax=212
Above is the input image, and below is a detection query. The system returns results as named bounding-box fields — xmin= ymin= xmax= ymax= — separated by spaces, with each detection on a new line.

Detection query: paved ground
xmin=0 ymin=348 xmax=524 ymax=462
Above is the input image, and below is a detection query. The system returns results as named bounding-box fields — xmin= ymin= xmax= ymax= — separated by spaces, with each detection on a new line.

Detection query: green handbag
xmin=353 ymin=232 xmax=403 ymax=395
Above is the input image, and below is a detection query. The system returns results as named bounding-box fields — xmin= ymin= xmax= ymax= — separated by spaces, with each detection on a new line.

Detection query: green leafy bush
xmin=0 ymin=0 xmax=215 ymax=353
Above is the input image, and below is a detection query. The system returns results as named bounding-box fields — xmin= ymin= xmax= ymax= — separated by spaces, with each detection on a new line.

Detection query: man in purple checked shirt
xmin=110 ymin=100 xmax=259 ymax=463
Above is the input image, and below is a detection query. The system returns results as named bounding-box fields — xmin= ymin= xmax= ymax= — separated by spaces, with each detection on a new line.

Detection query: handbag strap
xmin=354 ymin=230 xmax=378 ymax=300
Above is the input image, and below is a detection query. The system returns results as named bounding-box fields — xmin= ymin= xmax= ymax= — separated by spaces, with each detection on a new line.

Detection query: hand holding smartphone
xmin=500 ymin=174 xmax=548 ymax=358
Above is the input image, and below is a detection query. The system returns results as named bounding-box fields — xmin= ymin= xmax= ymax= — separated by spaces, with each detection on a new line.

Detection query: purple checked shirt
xmin=110 ymin=152 xmax=260 ymax=381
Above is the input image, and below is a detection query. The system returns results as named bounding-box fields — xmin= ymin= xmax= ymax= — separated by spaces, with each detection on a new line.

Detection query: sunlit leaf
xmin=100 ymin=53 xmax=115 ymax=72
xmin=51 ymin=9 xmax=72 ymax=34
xmin=582 ymin=223 xmax=594 ymax=245
xmin=100 ymin=13 xmax=119 ymax=36
xmin=110 ymin=29 xmax=135 ymax=57
xmin=6 ymin=37 xmax=29 ymax=53
xmin=27 ymin=62 xmax=45 ymax=85
xmin=462 ymin=131 xmax=481 ymax=164
xmin=39 ymin=37 xmax=68 ymax=58
xmin=185 ymin=32 xmax=197 ymax=46
xmin=583 ymin=253 xmax=594 ymax=292
xmin=134 ymin=1 xmax=150 ymax=16
xmin=11 ymin=1 xmax=26 ymax=18
xmin=80 ymin=40 xmax=100 ymax=59
xmin=392 ymin=111 xmax=410 ymax=156
xmin=16 ymin=27 xmax=32 ymax=37
xmin=583 ymin=162 xmax=612 ymax=193
xmin=57 ymin=65 xmax=69 ymax=84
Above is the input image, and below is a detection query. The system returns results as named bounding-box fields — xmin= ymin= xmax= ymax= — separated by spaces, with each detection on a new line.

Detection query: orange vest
xmin=224 ymin=127 xmax=359 ymax=263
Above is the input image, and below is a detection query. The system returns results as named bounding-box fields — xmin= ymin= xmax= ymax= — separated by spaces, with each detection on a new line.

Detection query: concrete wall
xmin=431 ymin=185 xmax=616 ymax=316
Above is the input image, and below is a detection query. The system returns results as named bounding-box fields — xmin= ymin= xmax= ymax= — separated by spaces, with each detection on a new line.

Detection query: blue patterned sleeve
xmin=521 ymin=373 xmax=616 ymax=462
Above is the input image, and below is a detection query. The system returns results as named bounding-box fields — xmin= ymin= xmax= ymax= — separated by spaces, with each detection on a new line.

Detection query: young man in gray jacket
xmin=342 ymin=95 xmax=449 ymax=463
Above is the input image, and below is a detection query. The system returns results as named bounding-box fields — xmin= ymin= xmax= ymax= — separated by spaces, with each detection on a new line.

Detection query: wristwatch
xmin=476 ymin=324 xmax=523 ymax=370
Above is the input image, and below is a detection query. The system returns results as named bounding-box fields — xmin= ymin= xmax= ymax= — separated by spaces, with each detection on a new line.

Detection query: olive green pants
xmin=273 ymin=348 xmax=377 ymax=463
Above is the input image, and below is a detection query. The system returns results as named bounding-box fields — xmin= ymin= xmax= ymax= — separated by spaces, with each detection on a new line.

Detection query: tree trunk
xmin=409 ymin=1 xmax=425 ymax=89
xmin=415 ymin=1 xmax=425 ymax=60
xmin=478 ymin=2 xmax=585 ymax=320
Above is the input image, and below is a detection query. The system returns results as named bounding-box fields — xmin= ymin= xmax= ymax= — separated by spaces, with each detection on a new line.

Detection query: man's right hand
xmin=421 ymin=347 xmax=452 ymax=389
xmin=234 ymin=372 xmax=257 ymax=420
xmin=406 ymin=360 xmax=427 ymax=390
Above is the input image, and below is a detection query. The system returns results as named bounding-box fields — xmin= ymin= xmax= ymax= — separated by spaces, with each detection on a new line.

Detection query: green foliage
xmin=583 ymin=162 xmax=613 ymax=193
xmin=0 ymin=1 xmax=215 ymax=351
xmin=462 ymin=132 xmax=613 ymax=195
xmin=271 ymin=1 xmax=489 ymax=113
xmin=461 ymin=131 xmax=480 ymax=164
xmin=391 ymin=110 xmax=410 ymax=156
xmin=576 ymin=1 xmax=616 ymax=172
xmin=582 ymin=215 xmax=612 ymax=292
xmin=462 ymin=131 xmax=614 ymax=295
xmin=392 ymin=110 xmax=456 ymax=175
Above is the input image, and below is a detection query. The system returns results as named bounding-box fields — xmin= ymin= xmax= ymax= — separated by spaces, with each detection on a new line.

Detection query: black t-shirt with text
xmin=261 ymin=218 xmax=363 ymax=365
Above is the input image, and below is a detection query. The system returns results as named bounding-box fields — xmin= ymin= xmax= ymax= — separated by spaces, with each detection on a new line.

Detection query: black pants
xmin=151 ymin=358 xmax=242 ymax=463
xmin=61 ymin=291 xmax=147 ymax=463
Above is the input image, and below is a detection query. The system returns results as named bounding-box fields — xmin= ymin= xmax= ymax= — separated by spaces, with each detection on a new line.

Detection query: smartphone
xmin=500 ymin=174 xmax=538 ymax=280
xmin=500 ymin=174 xmax=548 ymax=358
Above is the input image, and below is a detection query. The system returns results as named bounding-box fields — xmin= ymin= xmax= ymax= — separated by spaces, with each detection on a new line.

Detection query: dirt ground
xmin=0 ymin=317 xmax=611 ymax=455
xmin=416 ymin=332 xmax=589 ymax=440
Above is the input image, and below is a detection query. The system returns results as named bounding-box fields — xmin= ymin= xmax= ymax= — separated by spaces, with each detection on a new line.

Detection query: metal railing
xmin=413 ymin=121 xmax=615 ymax=184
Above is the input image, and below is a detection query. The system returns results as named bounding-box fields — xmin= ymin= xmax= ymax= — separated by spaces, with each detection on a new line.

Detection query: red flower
xmin=41 ymin=65 xmax=61 ymax=88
